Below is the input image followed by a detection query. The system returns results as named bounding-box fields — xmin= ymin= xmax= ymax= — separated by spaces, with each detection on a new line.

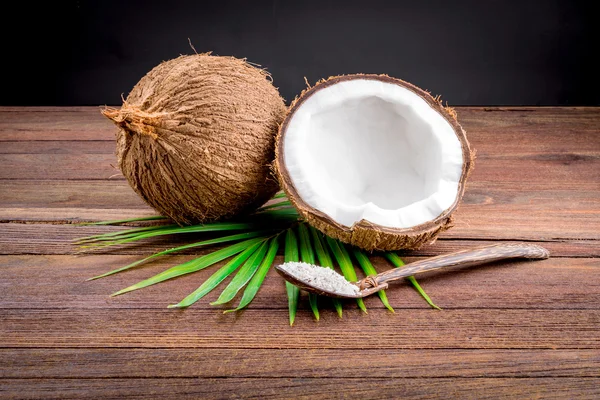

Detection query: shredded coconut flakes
xmin=279 ymin=262 xmax=360 ymax=296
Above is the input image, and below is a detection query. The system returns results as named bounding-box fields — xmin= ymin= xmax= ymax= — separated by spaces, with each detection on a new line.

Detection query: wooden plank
xmin=0 ymin=181 xmax=146 ymax=210
xmin=1 ymin=143 xmax=598 ymax=183
xmin=1 ymin=308 xmax=598 ymax=349
xmin=0 ymin=107 xmax=113 ymax=141
xmin=1 ymin=348 xmax=598 ymax=379
xmin=1 ymin=255 xmax=598 ymax=310
xmin=0 ymin=207 xmax=155 ymax=224
xmin=1 ymin=107 xmax=598 ymax=166
xmin=1 ymin=203 xmax=597 ymax=243
xmin=0 ymin=224 xmax=187 ymax=255
xmin=0 ymin=222 xmax=597 ymax=256
xmin=0 ymin=220 xmax=597 ymax=256
xmin=1 ymin=377 xmax=598 ymax=399
xmin=1 ymin=107 xmax=598 ymax=144
xmin=1 ymin=137 xmax=599 ymax=179
xmin=0 ymin=140 xmax=115 ymax=154
xmin=450 ymin=208 xmax=600 ymax=241
xmin=0 ymin=153 xmax=121 ymax=180
xmin=469 ymin=158 xmax=600 ymax=185
xmin=0 ymin=139 xmax=582 ymax=159
xmin=462 ymin=108 xmax=600 ymax=156
xmin=1 ymin=152 xmax=598 ymax=182
xmin=1 ymin=181 xmax=599 ymax=239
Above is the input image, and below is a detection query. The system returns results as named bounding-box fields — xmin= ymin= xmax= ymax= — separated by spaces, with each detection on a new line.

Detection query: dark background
xmin=4 ymin=0 xmax=598 ymax=106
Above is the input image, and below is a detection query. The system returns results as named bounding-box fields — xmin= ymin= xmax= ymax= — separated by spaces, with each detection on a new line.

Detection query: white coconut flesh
xmin=283 ymin=79 xmax=464 ymax=229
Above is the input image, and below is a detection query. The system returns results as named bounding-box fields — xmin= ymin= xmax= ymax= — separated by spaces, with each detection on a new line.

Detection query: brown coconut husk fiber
xmin=275 ymin=74 xmax=475 ymax=251
xmin=103 ymin=54 xmax=287 ymax=225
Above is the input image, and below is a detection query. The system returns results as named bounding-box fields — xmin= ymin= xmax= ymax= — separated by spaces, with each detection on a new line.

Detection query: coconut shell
xmin=103 ymin=54 xmax=287 ymax=225
xmin=275 ymin=74 xmax=474 ymax=251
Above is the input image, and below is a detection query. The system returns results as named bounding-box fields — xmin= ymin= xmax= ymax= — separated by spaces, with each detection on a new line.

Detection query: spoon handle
xmin=374 ymin=243 xmax=550 ymax=286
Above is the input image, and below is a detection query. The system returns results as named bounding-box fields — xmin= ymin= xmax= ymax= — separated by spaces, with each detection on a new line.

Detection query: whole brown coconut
xmin=103 ymin=54 xmax=287 ymax=225
xmin=275 ymin=74 xmax=474 ymax=251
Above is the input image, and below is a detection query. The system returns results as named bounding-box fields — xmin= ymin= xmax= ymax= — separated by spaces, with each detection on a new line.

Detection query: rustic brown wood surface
xmin=0 ymin=107 xmax=599 ymax=399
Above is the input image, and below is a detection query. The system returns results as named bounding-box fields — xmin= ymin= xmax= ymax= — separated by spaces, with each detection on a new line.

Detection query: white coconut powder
xmin=278 ymin=262 xmax=360 ymax=296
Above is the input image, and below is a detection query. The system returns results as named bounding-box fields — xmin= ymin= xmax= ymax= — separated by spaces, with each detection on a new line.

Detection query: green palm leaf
xmin=110 ymin=237 xmax=266 ymax=297
xmin=253 ymin=208 xmax=299 ymax=219
xmin=225 ymin=236 xmax=280 ymax=313
xmin=76 ymin=224 xmax=178 ymax=244
xmin=257 ymin=200 xmax=293 ymax=211
xmin=325 ymin=237 xmax=367 ymax=313
xmin=309 ymin=226 xmax=343 ymax=318
xmin=168 ymin=241 xmax=263 ymax=309
xmin=210 ymin=240 xmax=270 ymax=305
xmin=384 ymin=252 xmax=441 ymax=310
xmin=78 ymin=191 xmax=444 ymax=320
xmin=352 ymin=248 xmax=394 ymax=312
xmin=75 ymin=203 xmax=298 ymax=249
xmin=93 ymin=222 xmax=267 ymax=248
xmin=297 ymin=223 xmax=320 ymax=321
xmin=284 ymin=229 xmax=300 ymax=326
xmin=89 ymin=230 xmax=271 ymax=281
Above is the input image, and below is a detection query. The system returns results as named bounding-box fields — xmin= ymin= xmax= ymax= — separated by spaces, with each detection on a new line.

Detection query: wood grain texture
xmin=1 ymin=223 xmax=599 ymax=256
xmin=0 ymin=107 xmax=598 ymax=398
xmin=1 ymin=256 xmax=599 ymax=310
xmin=2 ymin=106 xmax=597 ymax=143
xmin=2 ymin=348 xmax=598 ymax=378
xmin=1 ymin=182 xmax=599 ymax=239
xmin=1 ymin=378 xmax=599 ymax=400
xmin=0 ymin=153 xmax=121 ymax=180
xmin=0 ymin=181 xmax=145 ymax=210
xmin=3 ymin=147 xmax=598 ymax=182
xmin=2 ymin=309 xmax=599 ymax=349
xmin=0 ymin=107 xmax=111 ymax=141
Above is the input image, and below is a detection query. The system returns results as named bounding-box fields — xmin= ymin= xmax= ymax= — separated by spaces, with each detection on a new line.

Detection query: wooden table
xmin=0 ymin=107 xmax=599 ymax=399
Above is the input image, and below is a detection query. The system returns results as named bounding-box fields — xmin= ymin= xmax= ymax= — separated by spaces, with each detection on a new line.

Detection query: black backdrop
xmin=3 ymin=0 xmax=598 ymax=106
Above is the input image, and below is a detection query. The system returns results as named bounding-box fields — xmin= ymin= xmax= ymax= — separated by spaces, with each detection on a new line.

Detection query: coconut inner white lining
xmin=283 ymin=79 xmax=464 ymax=229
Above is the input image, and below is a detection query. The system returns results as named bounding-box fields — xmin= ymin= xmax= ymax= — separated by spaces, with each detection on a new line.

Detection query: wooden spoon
xmin=275 ymin=243 xmax=550 ymax=298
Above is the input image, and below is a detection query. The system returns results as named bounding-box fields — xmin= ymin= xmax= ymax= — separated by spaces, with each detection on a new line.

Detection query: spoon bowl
xmin=274 ymin=265 xmax=387 ymax=298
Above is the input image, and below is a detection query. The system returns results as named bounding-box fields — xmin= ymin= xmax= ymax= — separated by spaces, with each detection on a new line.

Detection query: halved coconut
xmin=275 ymin=75 xmax=474 ymax=251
